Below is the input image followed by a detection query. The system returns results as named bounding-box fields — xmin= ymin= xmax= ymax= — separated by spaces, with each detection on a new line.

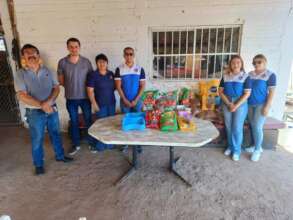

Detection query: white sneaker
xmin=88 ymin=145 xmax=97 ymax=154
xmin=245 ymin=146 xmax=263 ymax=154
xmin=68 ymin=146 xmax=81 ymax=155
xmin=251 ymin=150 xmax=262 ymax=162
xmin=232 ymin=153 xmax=240 ymax=161
xmin=224 ymin=148 xmax=232 ymax=156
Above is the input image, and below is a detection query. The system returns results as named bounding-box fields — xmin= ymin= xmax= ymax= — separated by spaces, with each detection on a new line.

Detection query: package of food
xmin=177 ymin=111 xmax=196 ymax=132
xmin=179 ymin=88 xmax=192 ymax=107
xmin=145 ymin=109 xmax=161 ymax=129
xmin=156 ymin=90 xmax=178 ymax=112
xmin=160 ymin=111 xmax=178 ymax=132
xmin=142 ymin=90 xmax=159 ymax=111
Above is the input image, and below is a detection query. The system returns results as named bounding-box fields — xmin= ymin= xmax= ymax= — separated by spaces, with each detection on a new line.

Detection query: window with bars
xmin=152 ymin=25 xmax=242 ymax=80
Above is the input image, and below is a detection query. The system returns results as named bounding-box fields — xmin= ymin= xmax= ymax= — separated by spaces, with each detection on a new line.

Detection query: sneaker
xmin=89 ymin=145 xmax=97 ymax=154
xmin=251 ymin=150 xmax=262 ymax=162
xmin=224 ymin=148 xmax=232 ymax=156
xmin=56 ymin=156 xmax=74 ymax=163
xmin=120 ymin=145 xmax=128 ymax=154
xmin=68 ymin=146 xmax=81 ymax=156
xmin=35 ymin=166 xmax=45 ymax=175
xmin=232 ymin=153 xmax=240 ymax=161
xmin=245 ymin=146 xmax=264 ymax=154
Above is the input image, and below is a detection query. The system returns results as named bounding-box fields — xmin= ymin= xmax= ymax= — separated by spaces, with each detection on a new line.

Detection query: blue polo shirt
xmin=248 ymin=70 xmax=276 ymax=105
xmin=14 ymin=66 xmax=59 ymax=105
xmin=114 ymin=63 xmax=146 ymax=101
xmin=86 ymin=70 xmax=116 ymax=107
xmin=219 ymin=71 xmax=252 ymax=99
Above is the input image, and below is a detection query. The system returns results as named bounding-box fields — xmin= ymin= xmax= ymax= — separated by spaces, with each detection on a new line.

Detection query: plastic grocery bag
xmin=177 ymin=111 xmax=196 ymax=132
xmin=142 ymin=90 xmax=159 ymax=111
xmin=156 ymin=90 xmax=178 ymax=112
xmin=145 ymin=109 xmax=161 ymax=129
xmin=179 ymin=88 xmax=192 ymax=107
xmin=160 ymin=111 xmax=178 ymax=132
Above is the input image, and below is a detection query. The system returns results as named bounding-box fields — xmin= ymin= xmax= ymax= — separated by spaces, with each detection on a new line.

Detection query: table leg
xmin=115 ymin=146 xmax=138 ymax=185
xmin=169 ymin=146 xmax=192 ymax=187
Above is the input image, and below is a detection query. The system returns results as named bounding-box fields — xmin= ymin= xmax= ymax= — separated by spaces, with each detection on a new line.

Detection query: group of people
xmin=14 ymin=38 xmax=145 ymax=175
xmin=13 ymin=37 xmax=276 ymax=175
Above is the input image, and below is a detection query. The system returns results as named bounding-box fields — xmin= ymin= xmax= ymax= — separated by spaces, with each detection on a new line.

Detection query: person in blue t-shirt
xmin=114 ymin=47 xmax=146 ymax=113
xmin=219 ymin=55 xmax=252 ymax=161
xmin=86 ymin=54 xmax=116 ymax=151
xmin=114 ymin=47 xmax=146 ymax=153
xmin=246 ymin=54 xmax=276 ymax=162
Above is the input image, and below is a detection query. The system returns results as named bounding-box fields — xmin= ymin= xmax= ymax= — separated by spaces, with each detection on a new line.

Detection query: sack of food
xmin=142 ymin=90 xmax=159 ymax=111
xmin=145 ymin=109 xmax=161 ymax=129
xmin=156 ymin=90 xmax=178 ymax=112
xmin=177 ymin=111 xmax=196 ymax=132
xmin=179 ymin=88 xmax=192 ymax=107
xmin=160 ymin=111 xmax=178 ymax=132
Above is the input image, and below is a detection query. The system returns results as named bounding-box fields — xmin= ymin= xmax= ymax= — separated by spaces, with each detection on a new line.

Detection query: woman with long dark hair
xmin=219 ymin=55 xmax=252 ymax=161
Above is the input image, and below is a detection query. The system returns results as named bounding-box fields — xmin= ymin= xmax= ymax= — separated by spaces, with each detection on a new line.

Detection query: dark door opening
xmin=0 ymin=35 xmax=21 ymax=125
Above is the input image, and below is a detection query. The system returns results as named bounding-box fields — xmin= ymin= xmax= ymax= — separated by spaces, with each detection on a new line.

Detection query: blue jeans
xmin=66 ymin=99 xmax=93 ymax=147
xmin=95 ymin=105 xmax=116 ymax=151
xmin=222 ymin=98 xmax=248 ymax=155
xmin=120 ymin=99 xmax=143 ymax=113
xmin=248 ymin=105 xmax=266 ymax=151
xmin=25 ymin=108 xmax=64 ymax=167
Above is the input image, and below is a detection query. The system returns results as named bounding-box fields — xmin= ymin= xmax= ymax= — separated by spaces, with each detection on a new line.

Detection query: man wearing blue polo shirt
xmin=115 ymin=47 xmax=146 ymax=153
xmin=114 ymin=47 xmax=146 ymax=113
xmin=14 ymin=44 xmax=73 ymax=175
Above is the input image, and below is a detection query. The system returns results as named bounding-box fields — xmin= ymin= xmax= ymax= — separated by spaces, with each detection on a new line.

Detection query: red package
xmin=145 ymin=110 xmax=161 ymax=129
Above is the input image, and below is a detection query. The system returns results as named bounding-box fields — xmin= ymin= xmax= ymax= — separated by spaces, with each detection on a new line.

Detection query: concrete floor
xmin=0 ymin=126 xmax=293 ymax=220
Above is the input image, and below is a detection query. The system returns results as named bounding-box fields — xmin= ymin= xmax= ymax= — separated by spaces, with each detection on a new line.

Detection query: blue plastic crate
xmin=122 ymin=112 xmax=146 ymax=131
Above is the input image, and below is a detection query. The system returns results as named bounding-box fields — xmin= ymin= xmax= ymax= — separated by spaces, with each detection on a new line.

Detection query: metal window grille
xmin=152 ymin=25 xmax=242 ymax=80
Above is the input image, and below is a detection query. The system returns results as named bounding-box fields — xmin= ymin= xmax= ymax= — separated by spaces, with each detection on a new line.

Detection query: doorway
xmin=0 ymin=35 xmax=21 ymax=125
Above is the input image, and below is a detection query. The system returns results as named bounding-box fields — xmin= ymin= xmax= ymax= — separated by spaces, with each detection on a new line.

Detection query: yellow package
xmin=177 ymin=112 xmax=196 ymax=132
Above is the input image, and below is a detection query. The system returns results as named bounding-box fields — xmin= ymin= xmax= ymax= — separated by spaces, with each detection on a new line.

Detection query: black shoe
xmin=137 ymin=146 xmax=143 ymax=154
xmin=56 ymin=156 xmax=74 ymax=163
xmin=68 ymin=146 xmax=81 ymax=156
xmin=35 ymin=166 xmax=45 ymax=175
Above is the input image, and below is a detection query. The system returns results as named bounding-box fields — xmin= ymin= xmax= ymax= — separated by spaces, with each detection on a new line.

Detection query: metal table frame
xmin=116 ymin=145 xmax=192 ymax=187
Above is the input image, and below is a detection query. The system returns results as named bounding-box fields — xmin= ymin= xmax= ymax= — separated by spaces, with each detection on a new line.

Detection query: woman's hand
xmin=230 ymin=104 xmax=238 ymax=112
xmin=227 ymin=102 xmax=236 ymax=112
xmin=92 ymin=103 xmax=100 ymax=112
xmin=262 ymin=105 xmax=270 ymax=116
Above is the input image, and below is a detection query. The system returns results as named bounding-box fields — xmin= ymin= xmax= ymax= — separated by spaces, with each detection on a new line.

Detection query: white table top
xmin=88 ymin=114 xmax=219 ymax=148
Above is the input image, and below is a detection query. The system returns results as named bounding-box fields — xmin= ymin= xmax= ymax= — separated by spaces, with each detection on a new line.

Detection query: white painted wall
xmin=3 ymin=0 xmax=293 ymax=129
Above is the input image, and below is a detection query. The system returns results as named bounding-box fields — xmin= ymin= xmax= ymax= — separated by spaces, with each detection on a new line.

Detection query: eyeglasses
xmin=253 ymin=60 xmax=263 ymax=66
xmin=124 ymin=53 xmax=133 ymax=56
